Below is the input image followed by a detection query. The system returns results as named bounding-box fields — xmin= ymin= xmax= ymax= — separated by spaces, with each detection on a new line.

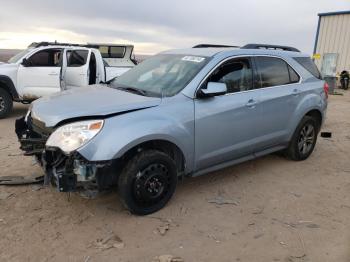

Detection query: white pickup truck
xmin=0 ymin=42 xmax=137 ymax=118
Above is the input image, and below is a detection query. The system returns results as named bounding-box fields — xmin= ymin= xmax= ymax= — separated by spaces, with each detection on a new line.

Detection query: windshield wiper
xmin=115 ymin=86 xmax=148 ymax=96
xmin=105 ymin=76 xmax=117 ymax=85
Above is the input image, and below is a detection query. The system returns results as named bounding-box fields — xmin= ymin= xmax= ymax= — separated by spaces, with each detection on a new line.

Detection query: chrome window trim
xmin=195 ymin=54 xmax=303 ymax=98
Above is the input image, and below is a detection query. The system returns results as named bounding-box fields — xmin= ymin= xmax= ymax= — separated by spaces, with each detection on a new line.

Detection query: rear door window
xmin=293 ymin=57 xmax=322 ymax=79
xmin=66 ymin=50 xmax=89 ymax=67
xmin=255 ymin=56 xmax=300 ymax=88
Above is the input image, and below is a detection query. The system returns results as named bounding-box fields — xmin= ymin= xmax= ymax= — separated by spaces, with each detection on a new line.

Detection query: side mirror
xmin=199 ymin=82 xmax=227 ymax=97
xmin=21 ymin=58 xmax=31 ymax=67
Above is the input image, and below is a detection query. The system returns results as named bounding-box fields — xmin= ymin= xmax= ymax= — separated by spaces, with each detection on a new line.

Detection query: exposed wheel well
xmin=97 ymin=140 xmax=186 ymax=190
xmin=0 ymin=83 xmax=11 ymax=96
xmin=0 ymin=76 xmax=19 ymax=101
xmin=119 ymin=140 xmax=186 ymax=174
xmin=305 ymin=109 xmax=322 ymax=132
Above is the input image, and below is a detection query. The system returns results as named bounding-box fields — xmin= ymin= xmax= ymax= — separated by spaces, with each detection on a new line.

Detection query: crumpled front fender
xmin=77 ymin=97 xmax=195 ymax=172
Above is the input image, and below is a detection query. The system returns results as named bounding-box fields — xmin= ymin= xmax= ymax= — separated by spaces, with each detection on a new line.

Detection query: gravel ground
xmin=0 ymin=90 xmax=349 ymax=262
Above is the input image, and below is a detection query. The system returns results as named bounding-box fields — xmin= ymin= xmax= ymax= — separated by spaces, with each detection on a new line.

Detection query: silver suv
xmin=16 ymin=44 xmax=328 ymax=215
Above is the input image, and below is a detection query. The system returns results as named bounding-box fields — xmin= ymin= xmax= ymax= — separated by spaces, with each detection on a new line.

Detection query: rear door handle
xmin=246 ymin=99 xmax=258 ymax=108
xmin=292 ymin=89 xmax=300 ymax=96
xmin=48 ymin=72 xmax=58 ymax=76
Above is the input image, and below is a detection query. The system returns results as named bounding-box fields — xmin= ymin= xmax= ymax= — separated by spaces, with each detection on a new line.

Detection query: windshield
xmin=8 ymin=48 xmax=33 ymax=63
xmin=110 ymin=54 xmax=209 ymax=97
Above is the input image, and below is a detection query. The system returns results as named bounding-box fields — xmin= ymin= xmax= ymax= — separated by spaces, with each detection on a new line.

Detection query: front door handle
xmin=246 ymin=99 xmax=258 ymax=108
xmin=48 ymin=72 xmax=59 ymax=76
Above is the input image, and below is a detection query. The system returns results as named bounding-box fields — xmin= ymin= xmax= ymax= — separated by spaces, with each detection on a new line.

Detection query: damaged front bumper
xmin=15 ymin=116 xmax=117 ymax=192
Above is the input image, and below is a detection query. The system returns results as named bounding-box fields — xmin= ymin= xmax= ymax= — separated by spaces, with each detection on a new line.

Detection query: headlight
xmin=46 ymin=120 xmax=104 ymax=154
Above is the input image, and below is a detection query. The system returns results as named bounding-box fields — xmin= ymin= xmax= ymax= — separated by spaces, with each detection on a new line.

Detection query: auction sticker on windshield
xmin=182 ymin=56 xmax=205 ymax=63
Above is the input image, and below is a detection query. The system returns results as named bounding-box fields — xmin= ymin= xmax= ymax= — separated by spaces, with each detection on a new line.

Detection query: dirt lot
xmin=0 ymin=91 xmax=350 ymax=262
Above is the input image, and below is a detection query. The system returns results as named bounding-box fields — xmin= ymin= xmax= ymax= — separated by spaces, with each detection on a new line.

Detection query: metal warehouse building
xmin=314 ymin=11 xmax=350 ymax=77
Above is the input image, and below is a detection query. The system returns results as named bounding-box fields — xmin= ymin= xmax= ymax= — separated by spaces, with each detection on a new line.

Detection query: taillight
xmin=323 ymin=82 xmax=329 ymax=99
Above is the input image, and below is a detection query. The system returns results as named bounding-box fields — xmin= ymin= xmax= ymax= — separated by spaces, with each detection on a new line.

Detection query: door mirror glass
xmin=21 ymin=58 xmax=31 ymax=67
xmin=200 ymin=82 xmax=227 ymax=97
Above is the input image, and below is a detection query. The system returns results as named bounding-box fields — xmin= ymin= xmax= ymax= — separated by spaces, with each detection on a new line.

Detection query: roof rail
xmin=241 ymin=43 xmax=300 ymax=52
xmin=28 ymin=41 xmax=99 ymax=48
xmin=193 ymin=44 xmax=239 ymax=48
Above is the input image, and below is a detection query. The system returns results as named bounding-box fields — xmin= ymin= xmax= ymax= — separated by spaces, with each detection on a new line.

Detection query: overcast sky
xmin=0 ymin=0 xmax=349 ymax=54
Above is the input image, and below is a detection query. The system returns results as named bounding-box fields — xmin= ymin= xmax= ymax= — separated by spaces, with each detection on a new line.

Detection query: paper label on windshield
xmin=182 ymin=56 xmax=205 ymax=63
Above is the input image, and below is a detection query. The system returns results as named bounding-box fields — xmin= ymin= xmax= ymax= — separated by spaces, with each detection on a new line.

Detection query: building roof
xmin=318 ymin=10 xmax=350 ymax=17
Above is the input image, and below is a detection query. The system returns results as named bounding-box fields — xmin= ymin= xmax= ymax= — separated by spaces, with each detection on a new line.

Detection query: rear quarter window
xmin=293 ymin=57 xmax=322 ymax=79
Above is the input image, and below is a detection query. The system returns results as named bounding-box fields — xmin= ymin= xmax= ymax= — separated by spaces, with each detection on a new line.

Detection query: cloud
xmin=0 ymin=0 xmax=349 ymax=53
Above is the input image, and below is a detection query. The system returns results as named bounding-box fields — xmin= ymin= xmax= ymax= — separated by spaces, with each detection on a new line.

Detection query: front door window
xmin=28 ymin=49 xmax=61 ymax=67
xmin=205 ymin=58 xmax=253 ymax=93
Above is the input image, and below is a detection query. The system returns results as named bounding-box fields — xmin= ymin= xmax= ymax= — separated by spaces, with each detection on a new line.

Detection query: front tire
xmin=0 ymin=88 xmax=13 ymax=119
xmin=286 ymin=116 xmax=318 ymax=161
xmin=118 ymin=150 xmax=178 ymax=215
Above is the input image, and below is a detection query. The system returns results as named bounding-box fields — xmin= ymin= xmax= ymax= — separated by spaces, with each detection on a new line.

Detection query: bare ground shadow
xmin=62 ymin=154 xmax=287 ymax=216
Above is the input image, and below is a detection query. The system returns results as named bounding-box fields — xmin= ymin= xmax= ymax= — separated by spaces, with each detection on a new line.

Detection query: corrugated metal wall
xmin=315 ymin=13 xmax=350 ymax=73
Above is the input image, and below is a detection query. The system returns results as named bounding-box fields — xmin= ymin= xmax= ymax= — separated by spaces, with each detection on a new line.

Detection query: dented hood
xmin=31 ymin=85 xmax=161 ymax=127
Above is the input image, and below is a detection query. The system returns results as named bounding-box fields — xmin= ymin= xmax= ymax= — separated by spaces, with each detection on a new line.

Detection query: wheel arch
xmin=285 ymin=108 xmax=321 ymax=161
xmin=289 ymin=107 xmax=324 ymax=141
xmin=117 ymin=139 xmax=187 ymax=176
xmin=287 ymin=103 xmax=325 ymax=143
xmin=305 ymin=109 xmax=322 ymax=132
xmin=0 ymin=75 xmax=19 ymax=101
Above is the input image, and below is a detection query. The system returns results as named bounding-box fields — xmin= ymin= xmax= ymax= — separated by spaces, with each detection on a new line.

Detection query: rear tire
xmin=286 ymin=116 xmax=318 ymax=161
xmin=0 ymin=88 xmax=13 ymax=119
xmin=118 ymin=150 xmax=178 ymax=215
